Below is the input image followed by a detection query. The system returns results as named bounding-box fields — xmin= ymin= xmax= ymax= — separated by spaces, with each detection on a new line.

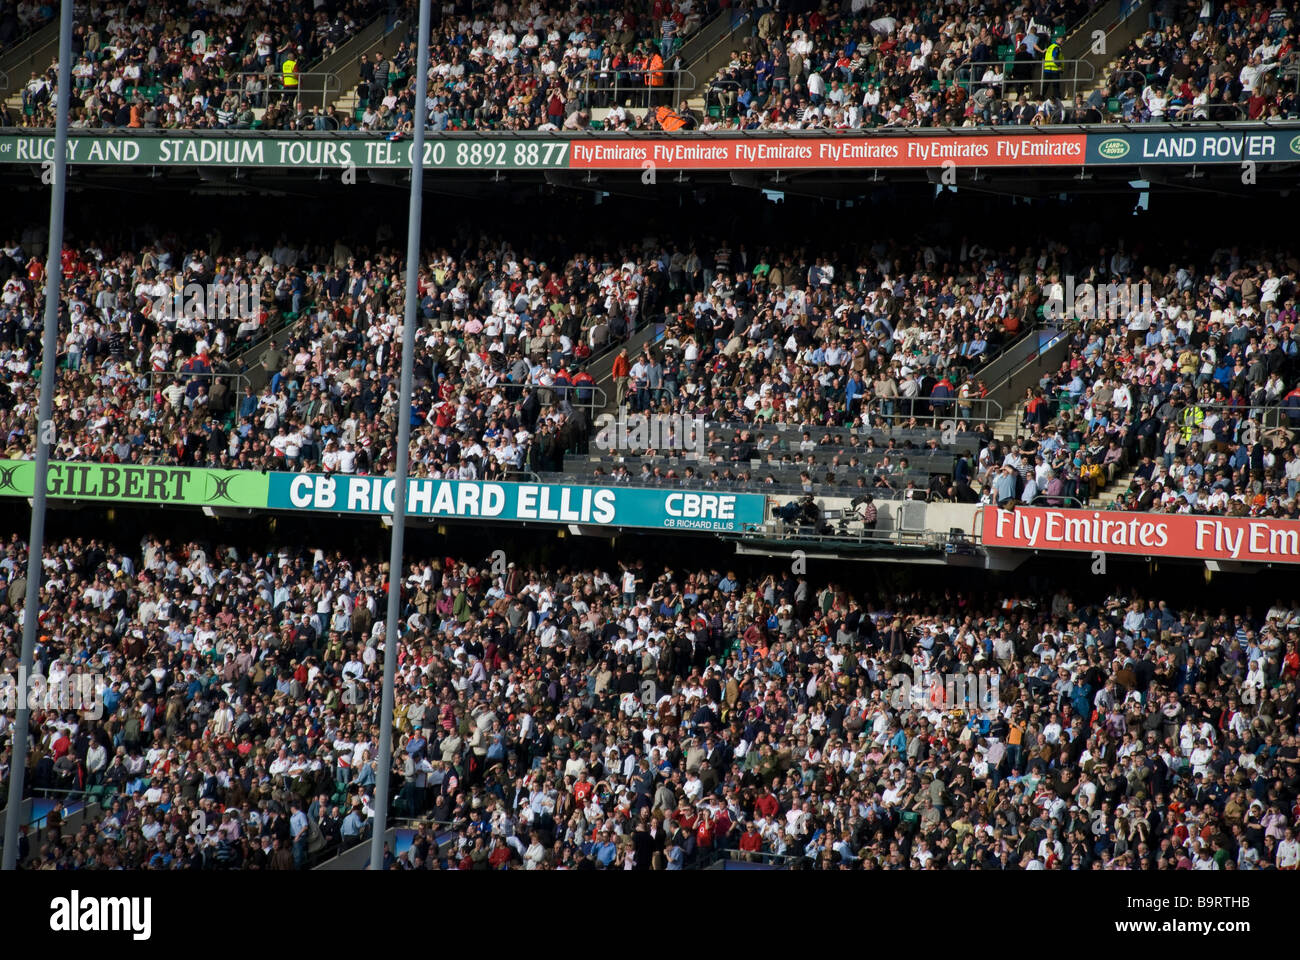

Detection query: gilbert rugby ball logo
xmin=1097 ymin=138 xmax=1130 ymax=159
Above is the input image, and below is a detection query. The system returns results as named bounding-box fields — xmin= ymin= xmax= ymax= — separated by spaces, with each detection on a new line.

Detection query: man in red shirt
xmin=739 ymin=821 xmax=763 ymax=860
xmin=573 ymin=771 xmax=595 ymax=805
xmin=611 ymin=348 xmax=631 ymax=407
xmin=489 ymin=839 xmax=513 ymax=869
xmin=50 ymin=726 xmax=72 ymax=759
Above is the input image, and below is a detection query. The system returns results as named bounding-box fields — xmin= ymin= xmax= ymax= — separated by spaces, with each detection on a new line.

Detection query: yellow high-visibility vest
xmin=282 ymin=59 xmax=299 ymax=87
xmin=1043 ymin=42 xmax=1062 ymax=74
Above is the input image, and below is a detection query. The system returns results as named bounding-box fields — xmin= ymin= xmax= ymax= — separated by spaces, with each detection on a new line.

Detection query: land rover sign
xmin=1087 ymin=130 xmax=1289 ymax=164
xmin=1097 ymin=137 xmax=1130 ymax=159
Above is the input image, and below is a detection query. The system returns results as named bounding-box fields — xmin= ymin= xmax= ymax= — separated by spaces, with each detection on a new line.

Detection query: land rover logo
xmin=1290 ymin=134 xmax=1300 ymax=156
xmin=1097 ymin=138 xmax=1130 ymax=159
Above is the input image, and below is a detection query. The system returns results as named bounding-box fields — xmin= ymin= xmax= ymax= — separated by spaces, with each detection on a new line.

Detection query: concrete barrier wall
xmin=315 ymin=828 xmax=395 ymax=870
xmin=782 ymin=494 xmax=980 ymax=537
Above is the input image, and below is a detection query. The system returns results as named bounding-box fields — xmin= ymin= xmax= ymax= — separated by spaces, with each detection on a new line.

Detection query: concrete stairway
xmin=992 ymin=402 xmax=1024 ymax=444
xmin=1 ymin=17 xmax=59 ymax=113
xmin=319 ymin=11 xmax=407 ymax=122
xmin=987 ymin=400 xmax=1136 ymax=506
xmin=1064 ymin=0 xmax=1157 ymax=107
xmin=1097 ymin=462 xmax=1139 ymax=505
xmin=589 ymin=320 xmax=662 ymax=420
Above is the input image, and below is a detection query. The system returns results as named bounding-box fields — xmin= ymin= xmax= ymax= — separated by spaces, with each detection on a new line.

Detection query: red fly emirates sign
xmin=981 ymin=505 xmax=1300 ymax=565
xmin=568 ymin=135 xmax=1086 ymax=170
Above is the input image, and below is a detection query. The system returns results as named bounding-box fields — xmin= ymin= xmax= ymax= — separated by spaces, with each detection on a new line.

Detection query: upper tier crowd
xmin=10 ymin=0 xmax=1300 ymax=131
xmin=1098 ymin=0 xmax=1300 ymax=124
xmin=11 ymin=0 xmax=391 ymax=130
xmin=0 ymin=0 xmax=56 ymax=52
xmin=698 ymin=0 xmax=1300 ymax=129
xmin=1 ymin=533 xmax=1298 ymax=869
xmin=350 ymin=0 xmax=714 ymax=133
xmin=701 ymin=0 xmax=1102 ymax=130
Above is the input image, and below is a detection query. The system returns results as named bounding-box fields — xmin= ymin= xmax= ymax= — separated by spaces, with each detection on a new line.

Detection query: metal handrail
xmin=1107 ymin=67 xmax=1147 ymax=93
xmin=695 ymin=416 xmax=980 ymax=441
xmin=678 ymin=8 xmax=749 ymax=68
xmin=1064 ymin=0 xmax=1144 ymax=47
xmin=573 ymin=383 xmax=608 ymax=416
xmin=539 ymin=473 xmax=930 ymax=498
xmin=221 ymin=70 xmax=341 ymax=114
xmin=577 ymin=65 xmax=696 ymax=114
xmin=531 ymin=381 xmax=608 ymax=416
xmin=738 ymin=510 xmax=951 ymax=548
xmin=298 ymin=111 xmax=341 ymax=131
xmin=228 ymin=285 xmax=324 ymax=376
xmin=659 ymin=430 xmax=965 ymax=457
xmin=148 ymin=369 xmax=251 ymax=420
xmin=1197 ymin=103 xmax=1246 ymax=121
xmin=983 ymin=322 xmax=1067 ymax=398
xmin=700 ymin=846 xmax=806 ymax=869
xmin=956 ymin=57 xmax=1096 ymax=99
xmin=1054 ymin=389 xmax=1295 ymax=422
xmin=1100 ymin=76 xmax=1248 ymax=123
xmin=1 ymin=118 xmax=1295 ymax=141
xmin=1024 ymin=494 xmax=1088 ymax=508
xmin=687 ymin=8 xmax=754 ymax=85
xmin=863 ymin=396 xmax=1004 ymax=426
xmin=1154 ymin=399 xmax=1293 ymax=433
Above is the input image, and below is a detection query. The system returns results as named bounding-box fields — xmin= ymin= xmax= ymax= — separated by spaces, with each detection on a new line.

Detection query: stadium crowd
xmin=978 ymin=248 xmax=1300 ymax=518
xmin=12 ymin=0 xmax=1300 ymax=132
xmin=351 ymin=0 xmax=713 ymax=133
xmin=1 ymin=533 xmax=1298 ymax=870
xmin=0 ymin=225 xmax=1049 ymax=492
xmin=8 ymin=226 xmax=1300 ymax=502
xmin=698 ymin=0 xmax=1102 ymax=130
xmin=13 ymin=0 xmax=391 ymax=131
xmin=700 ymin=0 xmax=1300 ymax=130
xmin=9 ymin=0 xmax=712 ymax=132
xmin=1099 ymin=0 xmax=1300 ymax=123
xmin=0 ymin=0 xmax=55 ymax=51
xmin=0 ymin=228 xmax=669 ymax=480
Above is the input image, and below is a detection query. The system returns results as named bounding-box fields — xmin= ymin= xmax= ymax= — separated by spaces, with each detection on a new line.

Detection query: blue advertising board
xmin=266 ymin=473 xmax=767 ymax=533
xmin=1087 ymin=128 xmax=1300 ymax=164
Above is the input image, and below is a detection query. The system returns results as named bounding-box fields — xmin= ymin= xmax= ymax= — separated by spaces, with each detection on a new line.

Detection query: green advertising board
xmin=7 ymin=127 xmax=1298 ymax=173
xmin=2 ymin=127 xmax=1300 ymax=173
xmin=0 ymin=134 xmax=570 ymax=169
xmin=0 ymin=460 xmax=269 ymax=506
